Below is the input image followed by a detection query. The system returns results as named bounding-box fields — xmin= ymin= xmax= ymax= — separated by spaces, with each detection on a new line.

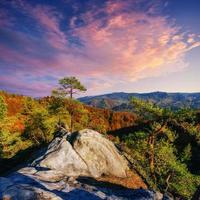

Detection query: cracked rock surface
xmin=34 ymin=129 xmax=129 ymax=178
xmin=0 ymin=172 xmax=162 ymax=200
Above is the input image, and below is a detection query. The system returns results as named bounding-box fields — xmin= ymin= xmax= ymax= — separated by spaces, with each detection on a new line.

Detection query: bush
xmin=0 ymin=96 xmax=7 ymax=120
xmin=24 ymin=107 xmax=58 ymax=145
xmin=0 ymin=116 xmax=31 ymax=158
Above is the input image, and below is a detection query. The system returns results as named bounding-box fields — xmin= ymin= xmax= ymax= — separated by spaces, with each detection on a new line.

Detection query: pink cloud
xmin=0 ymin=0 xmax=199 ymax=96
xmin=0 ymin=76 xmax=52 ymax=96
xmin=68 ymin=2 xmax=200 ymax=81
xmin=8 ymin=0 xmax=199 ymax=81
xmin=30 ymin=6 xmax=67 ymax=50
xmin=9 ymin=0 xmax=68 ymax=50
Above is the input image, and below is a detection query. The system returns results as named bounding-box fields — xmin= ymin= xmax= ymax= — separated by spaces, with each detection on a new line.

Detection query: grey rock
xmin=154 ymin=191 xmax=163 ymax=200
xmin=1 ymin=184 xmax=62 ymax=200
xmin=36 ymin=137 xmax=89 ymax=177
xmin=72 ymin=129 xmax=129 ymax=178
xmin=96 ymin=191 xmax=107 ymax=199
xmin=35 ymin=129 xmax=128 ymax=178
xmin=0 ymin=167 xmax=163 ymax=200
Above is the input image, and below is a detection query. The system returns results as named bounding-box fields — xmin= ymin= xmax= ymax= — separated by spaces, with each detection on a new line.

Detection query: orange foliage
xmin=0 ymin=92 xmax=24 ymax=115
xmin=85 ymin=105 xmax=136 ymax=132
xmin=11 ymin=119 xmax=25 ymax=132
xmin=40 ymin=96 xmax=137 ymax=133
xmin=1 ymin=92 xmax=136 ymax=135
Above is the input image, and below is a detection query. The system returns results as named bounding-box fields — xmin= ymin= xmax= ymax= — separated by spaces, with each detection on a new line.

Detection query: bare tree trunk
xmin=32 ymin=133 xmax=40 ymax=145
xmin=165 ymin=173 xmax=171 ymax=192
xmin=69 ymin=86 xmax=73 ymax=132
xmin=148 ymin=121 xmax=167 ymax=182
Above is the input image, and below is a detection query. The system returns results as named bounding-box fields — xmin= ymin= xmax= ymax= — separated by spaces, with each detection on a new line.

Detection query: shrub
xmin=0 ymin=96 xmax=7 ymax=120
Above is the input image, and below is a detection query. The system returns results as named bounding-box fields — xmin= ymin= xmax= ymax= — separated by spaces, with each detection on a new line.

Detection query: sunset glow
xmin=0 ymin=0 xmax=200 ymax=96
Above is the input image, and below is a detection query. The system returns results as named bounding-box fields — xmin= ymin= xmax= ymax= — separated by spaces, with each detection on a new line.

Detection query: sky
xmin=0 ymin=0 xmax=200 ymax=97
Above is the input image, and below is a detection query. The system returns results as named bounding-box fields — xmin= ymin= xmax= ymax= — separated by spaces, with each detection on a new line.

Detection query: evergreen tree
xmin=131 ymin=97 xmax=171 ymax=180
xmin=52 ymin=77 xmax=87 ymax=131
xmin=52 ymin=76 xmax=86 ymax=99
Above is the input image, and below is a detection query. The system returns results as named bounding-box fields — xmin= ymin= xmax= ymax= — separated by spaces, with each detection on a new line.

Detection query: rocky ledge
xmin=0 ymin=129 xmax=172 ymax=200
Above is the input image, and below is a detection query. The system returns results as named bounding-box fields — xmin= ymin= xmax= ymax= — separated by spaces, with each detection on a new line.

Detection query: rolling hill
xmin=79 ymin=92 xmax=200 ymax=111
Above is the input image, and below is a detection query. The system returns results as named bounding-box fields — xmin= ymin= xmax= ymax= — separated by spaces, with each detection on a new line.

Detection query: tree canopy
xmin=52 ymin=76 xmax=86 ymax=99
xmin=123 ymin=97 xmax=200 ymax=199
xmin=0 ymin=96 xmax=7 ymax=120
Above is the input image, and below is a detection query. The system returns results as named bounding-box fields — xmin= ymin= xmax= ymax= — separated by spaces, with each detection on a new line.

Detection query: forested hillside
xmin=118 ymin=98 xmax=200 ymax=199
xmin=79 ymin=92 xmax=200 ymax=111
xmin=0 ymin=90 xmax=135 ymax=160
xmin=0 ymin=90 xmax=200 ymax=199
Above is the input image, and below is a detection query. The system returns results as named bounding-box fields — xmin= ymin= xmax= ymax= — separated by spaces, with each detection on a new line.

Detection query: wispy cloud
xmin=0 ymin=0 xmax=199 ymax=96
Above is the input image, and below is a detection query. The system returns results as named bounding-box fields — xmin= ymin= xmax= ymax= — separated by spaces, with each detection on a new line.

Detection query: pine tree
xmin=52 ymin=77 xmax=86 ymax=131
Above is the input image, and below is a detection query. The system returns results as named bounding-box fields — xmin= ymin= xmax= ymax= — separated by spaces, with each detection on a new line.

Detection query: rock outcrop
xmin=33 ymin=136 xmax=89 ymax=177
xmin=72 ymin=129 xmax=128 ymax=178
xmin=34 ymin=129 xmax=129 ymax=178
xmin=0 ymin=173 xmax=164 ymax=200
xmin=0 ymin=129 xmax=170 ymax=200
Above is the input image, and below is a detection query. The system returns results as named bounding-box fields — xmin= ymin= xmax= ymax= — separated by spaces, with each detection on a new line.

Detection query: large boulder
xmin=34 ymin=137 xmax=89 ymax=177
xmin=35 ymin=129 xmax=129 ymax=178
xmin=72 ymin=129 xmax=128 ymax=178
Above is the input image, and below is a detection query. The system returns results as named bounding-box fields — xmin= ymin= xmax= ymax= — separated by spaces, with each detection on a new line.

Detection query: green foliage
xmin=0 ymin=115 xmax=31 ymax=158
xmin=124 ymin=132 xmax=152 ymax=186
xmin=0 ymin=129 xmax=31 ymax=158
xmin=125 ymin=130 xmax=199 ymax=199
xmin=155 ymin=142 xmax=199 ymax=199
xmin=51 ymin=88 xmax=67 ymax=99
xmin=53 ymin=76 xmax=86 ymax=99
xmin=71 ymin=100 xmax=89 ymax=131
xmin=1 ymin=91 xmax=199 ymax=199
xmin=52 ymin=76 xmax=87 ymax=131
xmin=59 ymin=76 xmax=86 ymax=93
xmin=89 ymin=119 xmax=107 ymax=134
xmin=123 ymin=97 xmax=200 ymax=199
xmin=125 ymin=131 xmax=147 ymax=146
xmin=22 ymin=97 xmax=58 ymax=144
xmin=115 ymin=136 xmax=120 ymax=144
xmin=48 ymin=97 xmax=71 ymax=128
xmin=48 ymin=96 xmax=65 ymax=114
xmin=24 ymin=107 xmax=57 ymax=145
xmin=22 ymin=97 xmax=38 ymax=115
xmin=0 ymin=91 xmax=137 ymax=175
xmin=131 ymin=97 xmax=163 ymax=120
xmin=0 ymin=96 xmax=7 ymax=120
xmin=180 ymin=143 xmax=192 ymax=164
xmin=174 ymin=108 xmax=197 ymax=123
xmin=80 ymin=92 xmax=200 ymax=110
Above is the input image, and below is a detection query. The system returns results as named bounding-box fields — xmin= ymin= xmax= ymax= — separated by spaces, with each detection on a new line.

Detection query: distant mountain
xmin=79 ymin=92 xmax=200 ymax=110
